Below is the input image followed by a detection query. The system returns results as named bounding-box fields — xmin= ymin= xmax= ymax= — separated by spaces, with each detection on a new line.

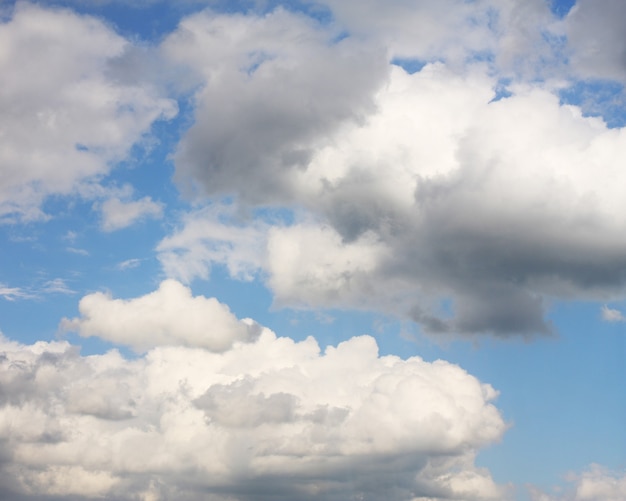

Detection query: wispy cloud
xmin=67 ymin=247 xmax=89 ymax=256
xmin=601 ymin=305 xmax=625 ymax=323
xmin=0 ymin=279 xmax=75 ymax=301
xmin=116 ymin=258 xmax=142 ymax=271
xmin=0 ymin=284 xmax=33 ymax=301
xmin=64 ymin=230 xmax=78 ymax=243
xmin=41 ymin=278 xmax=76 ymax=295
xmin=97 ymin=192 xmax=164 ymax=232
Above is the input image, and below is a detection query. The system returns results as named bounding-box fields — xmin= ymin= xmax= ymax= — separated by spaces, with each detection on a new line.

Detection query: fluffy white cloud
xmin=0 ymin=310 xmax=507 ymax=500
xmin=530 ymin=465 xmax=626 ymax=501
xmin=61 ymin=279 xmax=260 ymax=352
xmin=0 ymin=2 xmax=176 ymax=222
xmin=575 ymin=466 xmax=626 ymax=500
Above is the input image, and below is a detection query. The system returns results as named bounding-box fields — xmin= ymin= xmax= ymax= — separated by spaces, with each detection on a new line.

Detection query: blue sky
xmin=1 ymin=1 xmax=626 ymax=500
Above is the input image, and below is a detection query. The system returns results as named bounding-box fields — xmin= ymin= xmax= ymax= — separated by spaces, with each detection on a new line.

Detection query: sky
xmin=0 ymin=0 xmax=625 ymax=500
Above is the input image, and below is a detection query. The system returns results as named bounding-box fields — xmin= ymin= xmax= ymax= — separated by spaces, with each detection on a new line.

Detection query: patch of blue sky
xmin=38 ymin=0 xmax=190 ymax=42
xmin=560 ymin=80 xmax=626 ymax=128
xmin=535 ymin=32 xmax=569 ymax=79
xmin=102 ymin=136 xmax=180 ymax=205
xmin=550 ymin=0 xmax=576 ymax=19
xmin=490 ymin=78 xmax=513 ymax=102
xmin=468 ymin=300 xmax=626 ymax=489
xmin=242 ymin=51 xmax=276 ymax=76
xmin=0 ymin=189 xmax=166 ymax=347
xmin=98 ymin=94 xmax=195 ymax=210
xmin=250 ymin=0 xmax=335 ymax=25
xmin=391 ymin=57 xmax=429 ymax=75
xmin=252 ymin=205 xmax=296 ymax=226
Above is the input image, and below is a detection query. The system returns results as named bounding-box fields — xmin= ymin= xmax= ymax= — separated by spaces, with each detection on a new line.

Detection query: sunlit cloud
xmin=1 ymin=282 xmax=507 ymax=500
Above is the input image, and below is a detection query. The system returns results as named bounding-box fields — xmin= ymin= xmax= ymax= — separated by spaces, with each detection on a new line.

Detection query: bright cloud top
xmin=2 ymin=298 xmax=506 ymax=500
xmin=61 ymin=279 xmax=261 ymax=352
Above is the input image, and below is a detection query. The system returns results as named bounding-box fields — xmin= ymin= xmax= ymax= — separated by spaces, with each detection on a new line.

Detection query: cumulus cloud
xmin=161 ymin=58 xmax=626 ymax=336
xmin=574 ymin=466 xmax=626 ymax=501
xmin=0 ymin=2 xmax=176 ymax=222
xmin=530 ymin=465 xmax=626 ymax=501
xmin=61 ymin=279 xmax=261 ymax=352
xmin=162 ymin=7 xmax=388 ymax=203
xmin=0 ymin=323 xmax=507 ymax=500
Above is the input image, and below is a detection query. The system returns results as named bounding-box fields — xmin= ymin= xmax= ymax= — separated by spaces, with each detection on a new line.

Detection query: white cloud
xmin=0 ymin=284 xmax=32 ymax=301
xmin=61 ymin=279 xmax=261 ymax=352
xmin=63 ymin=230 xmax=78 ymax=243
xmin=575 ymin=466 xmax=626 ymax=500
xmin=530 ymin=465 xmax=626 ymax=501
xmin=157 ymin=204 xmax=270 ymax=283
xmin=601 ymin=305 xmax=625 ymax=323
xmin=99 ymin=194 xmax=164 ymax=232
xmin=266 ymin=223 xmax=389 ymax=309
xmin=116 ymin=258 xmax=142 ymax=270
xmin=41 ymin=278 xmax=75 ymax=295
xmin=0 ymin=312 xmax=507 ymax=500
xmin=0 ymin=2 xmax=176 ymax=222
xmin=0 ymin=279 xmax=75 ymax=301
xmin=66 ymin=247 xmax=90 ymax=256
xmin=162 ymin=59 xmax=626 ymax=336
